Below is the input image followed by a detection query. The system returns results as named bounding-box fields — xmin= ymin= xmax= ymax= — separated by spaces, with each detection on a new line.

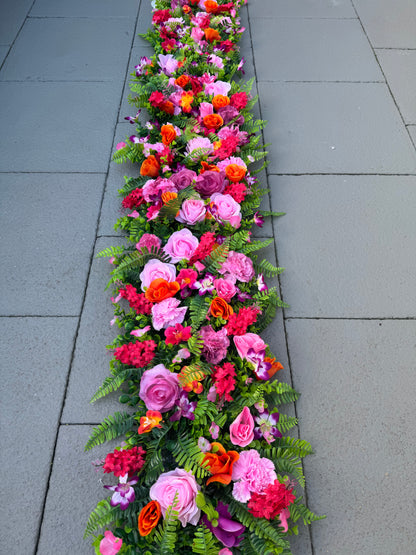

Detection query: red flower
xmin=149 ymin=91 xmax=165 ymax=107
xmin=176 ymin=268 xmax=198 ymax=289
xmin=225 ymin=306 xmax=260 ymax=336
xmin=165 ymin=323 xmax=192 ymax=345
xmin=152 ymin=9 xmax=171 ymax=24
xmin=230 ymin=92 xmax=248 ymax=111
xmin=215 ymin=136 xmax=240 ymax=160
xmin=248 ymin=480 xmax=296 ymax=520
xmin=119 ymin=284 xmax=153 ymax=315
xmin=114 ymin=340 xmax=157 ymax=368
xmin=223 ymin=182 xmax=247 ymax=203
xmin=189 ymin=232 xmax=217 ymax=264
xmin=122 ymin=188 xmax=144 ymax=209
xmin=103 ymin=446 xmax=146 ymax=477
xmin=212 ymin=362 xmax=236 ymax=402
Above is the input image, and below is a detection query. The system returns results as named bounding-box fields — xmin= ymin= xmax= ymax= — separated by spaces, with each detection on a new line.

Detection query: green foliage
xmin=192 ymin=525 xmax=220 ymax=554
xmin=239 ymin=532 xmax=289 ymax=555
xmin=276 ymin=414 xmax=298 ymax=434
xmin=96 ymin=245 xmax=127 ymax=259
xmin=289 ymin=499 xmax=325 ymax=525
xmin=90 ymin=369 xmax=135 ymax=403
xmin=241 ymin=237 xmax=274 ymax=255
xmin=265 ymin=382 xmax=300 ymax=406
xmin=157 ymin=186 xmax=194 ymax=220
xmin=169 ymin=434 xmax=210 ymax=479
xmin=85 ymin=412 xmax=136 ymax=451
xmin=274 ymin=436 xmax=314 ymax=458
xmin=254 ymin=257 xmax=285 ymax=278
xmin=152 ymin=498 xmax=180 ymax=555
xmin=260 ymin=447 xmax=305 ymax=488
xmin=189 ymin=294 xmax=209 ymax=331
xmin=201 ymin=240 xmax=229 ymax=273
xmin=187 ymin=332 xmax=204 ymax=356
xmin=84 ymin=499 xmax=116 ymax=538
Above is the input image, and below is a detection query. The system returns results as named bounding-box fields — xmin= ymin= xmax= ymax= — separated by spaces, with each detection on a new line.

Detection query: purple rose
xmin=218 ymin=105 xmax=244 ymax=126
xmin=164 ymin=228 xmax=199 ymax=263
xmin=219 ymin=251 xmax=255 ymax=283
xmin=200 ymin=325 xmax=230 ymax=364
xmin=139 ymin=364 xmax=180 ymax=413
xmin=210 ymin=193 xmax=241 ymax=228
xmin=194 ymin=171 xmax=226 ymax=199
xmin=170 ymin=168 xmax=197 ymax=191
xmin=203 ymin=502 xmax=245 ymax=548
xmin=176 ymin=198 xmax=206 ymax=225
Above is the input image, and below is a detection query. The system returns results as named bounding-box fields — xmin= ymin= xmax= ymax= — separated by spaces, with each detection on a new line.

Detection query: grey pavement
xmin=0 ymin=1 xmax=415 ymax=554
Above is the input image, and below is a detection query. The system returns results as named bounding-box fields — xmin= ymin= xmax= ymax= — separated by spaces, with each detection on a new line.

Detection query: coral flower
xmin=145 ymin=278 xmax=180 ymax=303
xmin=212 ymin=94 xmax=230 ymax=110
xmin=200 ymin=161 xmax=220 ymax=173
xmin=203 ymin=114 xmax=224 ymax=130
xmin=204 ymin=28 xmax=222 ymax=42
xmin=225 ymin=163 xmax=246 ymax=183
xmin=161 ymin=124 xmax=176 ymax=145
xmin=161 ymin=191 xmax=178 ymax=204
xmin=202 ymin=442 xmax=239 ymax=485
xmin=160 ymin=100 xmax=175 ymax=115
xmin=210 ymin=297 xmax=233 ymax=320
xmin=138 ymin=500 xmax=162 ymax=536
xmin=180 ymin=91 xmax=194 ymax=113
xmin=205 ymin=0 xmax=219 ymax=13
xmin=140 ymin=155 xmax=160 ymax=177
xmin=138 ymin=410 xmax=163 ymax=434
xmin=175 ymin=74 xmax=190 ymax=88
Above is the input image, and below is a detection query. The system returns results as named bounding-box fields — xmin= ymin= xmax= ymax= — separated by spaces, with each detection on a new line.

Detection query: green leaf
xmin=84 ymin=499 xmax=116 ymax=538
xmin=84 ymin=412 xmax=136 ymax=451
xmin=192 ymin=525 xmax=219 ymax=554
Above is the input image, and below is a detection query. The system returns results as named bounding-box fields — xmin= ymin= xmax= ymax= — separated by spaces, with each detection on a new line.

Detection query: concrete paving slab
xmin=36 ymin=425 xmax=123 ymax=555
xmin=0 ymin=173 xmax=105 ymax=316
xmin=0 ymin=0 xmax=32 ymax=45
xmin=134 ymin=0 xmax=153 ymax=40
xmin=1 ymin=17 xmax=134 ymax=82
xmin=62 ymin=237 xmax=128 ymax=423
xmin=0 ymin=316 xmax=78 ymax=555
xmin=0 ymin=82 xmax=122 ymax=172
xmin=408 ymin=125 xmax=416 ymax=148
xmin=259 ymin=82 xmax=416 ymax=174
xmin=30 ymin=0 xmax=139 ymax=18
xmin=286 ymin=319 xmax=416 ymax=555
xmin=354 ymin=0 xmax=416 ymax=49
xmin=0 ymin=45 xmax=9 ymax=66
xmin=270 ymin=174 xmax=416 ymax=318
xmin=376 ymin=49 xmax=416 ymax=124
xmin=248 ymin=0 xmax=356 ymax=18
xmin=251 ymin=18 xmax=382 ymax=82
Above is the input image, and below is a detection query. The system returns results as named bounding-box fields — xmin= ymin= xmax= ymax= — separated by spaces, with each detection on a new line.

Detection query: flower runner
xmin=85 ymin=1 xmax=322 ymax=553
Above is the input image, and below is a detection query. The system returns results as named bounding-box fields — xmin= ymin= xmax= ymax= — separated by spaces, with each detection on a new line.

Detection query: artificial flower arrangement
xmin=85 ymin=0 xmax=322 ymax=553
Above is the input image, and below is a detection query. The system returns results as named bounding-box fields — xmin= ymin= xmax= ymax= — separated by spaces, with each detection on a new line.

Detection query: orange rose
xmin=200 ymin=161 xmax=220 ymax=173
xmin=225 ymin=163 xmax=246 ymax=183
xmin=203 ymin=114 xmax=224 ymax=130
xmin=161 ymin=191 xmax=178 ymax=204
xmin=175 ymin=74 xmax=190 ymax=88
xmin=140 ymin=155 xmax=160 ymax=177
xmin=212 ymin=94 xmax=230 ymax=110
xmin=160 ymin=100 xmax=175 ymax=115
xmin=145 ymin=278 xmax=180 ymax=303
xmin=205 ymin=1 xmax=219 ymax=13
xmin=210 ymin=297 xmax=233 ymax=320
xmin=204 ymin=28 xmax=221 ymax=42
xmin=202 ymin=442 xmax=239 ymax=485
xmin=161 ymin=124 xmax=176 ymax=146
xmin=138 ymin=500 xmax=162 ymax=536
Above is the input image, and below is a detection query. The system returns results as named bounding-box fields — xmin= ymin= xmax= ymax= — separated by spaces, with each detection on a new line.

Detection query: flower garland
xmin=85 ymin=1 xmax=322 ymax=553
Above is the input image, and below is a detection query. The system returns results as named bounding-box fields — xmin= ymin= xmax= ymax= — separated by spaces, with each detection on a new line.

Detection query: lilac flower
xmin=135 ymin=56 xmax=152 ymax=77
xmin=236 ymin=288 xmax=252 ymax=302
xmin=246 ymin=348 xmax=272 ymax=380
xmin=253 ymin=211 xmax=265 ymax=228
xmin=170 ymin=391 xmax=197 ymax=422
xmin=158 ymin=54 xmax=179 ymax=76
xmin=104 ymin=474 xmax=138 ymax=510
xmin=203 ymin=502 xmax=245 ymax=548
xmin=256 ymin=273 xmax=268 ymax=292
xmin=254 ymin=410 xmax=282 ymax=444
xmin=209 ymin=422 xmax=220 ymax=440
xmin=194 ymin=273 xmax=215 ymax=295
xmin=172 ymin=347 xmax=191 ymax=363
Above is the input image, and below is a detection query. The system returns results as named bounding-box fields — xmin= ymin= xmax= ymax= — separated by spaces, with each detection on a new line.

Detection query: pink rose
xmin=164 ymin=228 xmax=199 ymax=263
xmin=152 ymin=297 xmax=188 ymax=330
xmin=139 ymin=364 xmax=180 ymax=412
xmin=150 ymin=468 xmax=201 ymax=527
xmin=233 ymin=333 xmax=267 ymax=359
xmin=136 ymin=233 xmax=162 ymax=251
xmin=210 ymin=192 xmax=241 ymax=227
xmin=176 ymin=199 xmax=206 ymax=225
xmin=229 ymin=406 xmax=255 ymax=447
xmin=199 ymin=102 xmax=214 ymax=118
xmin=140 ymin=259 xmax=177 ymax=291
xmin=214 ymin=278 xmax=237 ymax=302
xmin=219 ymin=251 xmax=255 ymax=283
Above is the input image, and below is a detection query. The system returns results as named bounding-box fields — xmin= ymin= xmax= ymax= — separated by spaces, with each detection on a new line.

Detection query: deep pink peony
xmin=164 ymin=228 xmax=199 ymax=263
xmin=139 ymin=364 xmax=180 ymax=412
xmin=214 ymin=277 xmax=237 ymax=302
xmin=233 ymin=333 xmax=267 ymax=359
xmin=219 ymin=250 xmax=255 ymax=283
xmin=152 ymin=297 xmax=188 ymax=330
xmin=200 ymin=325 xmax=230 ymax=364
xmin=149 ymin=468 xmax=201 ymax=527
xmin=140 ymin=259 xmax=177 ymax=291
xmin=176 ymin=198 xmax=206 ymax=225
xmin=136 ymin=233 xmax=162 ymax=251
xmin=210 ymin=192 xmax=241 ymax=228
xmin=229 ymin=406 xmax=255 ymax=447
xmin=231 ymin=450 xmax=277 ymax=503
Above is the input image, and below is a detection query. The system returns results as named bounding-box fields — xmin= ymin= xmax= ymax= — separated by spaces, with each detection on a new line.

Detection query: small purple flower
xmin=246 ymin=348 xmax=272 ymax=381
xmin=209 ymin=422 xmax=220 ymax=440
xmin=194 ymin=273 xmax=215 ymax=295
xmin=104 ymin=474 xmax=138 ymax=510
xmin=203 ymin=502 xmax=245 ymax=548
xmin=254 ymin=410 xmax=282 ymax=444
xmin=135 ymin=56 xmax=152 ymax=76
xmin=124 ymin=110 xmax=141 ymax=124
xmin=256 ymin=273 xmax=268 ymax=292
xmin=236 ymin=288 xmax=252 ymax=302
xmin=170 ymin=391 xmax=197 ymax=422
xmin=237 ymin=57 xmax=245 ymax=73
xmin=253 ymin=211 xmax=265 ymax=227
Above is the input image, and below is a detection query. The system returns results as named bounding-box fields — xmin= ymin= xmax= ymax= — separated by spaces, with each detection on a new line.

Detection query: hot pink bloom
xmin=152 ymin=297 xmax=188 ymax=330
xmin=199 ymin=102 xmax=214 ymax=118
xmin=176 ymin=198 xmax=206 ymax=225
xmin=165 ymin=323 xmax=192 ymax=345
xmin=115 ymin=142 xmax=126 ymax=150
xmin=219 ymin=251 xmax=255 ymax=283
xmin=210 ymin=193 xmax=241 ymax=228
xmin=229 ymin=406 xmax=255 ymax=447
xmin=176 ymin=268 xmax=198 ymax=289
xmin=233 ymin=333 xmax=267 ymax=359
xmin=219 ymin=550 xmax=233 ymax=555
xmin=140 ymin=259 xmax=176 ymax=291
xmin=231 ymin=450 xmax=277 ymax=503
xmin=205 ymin=80 xmax=232 ymax=97
xmin=191 ymin=26 xmax=205 ymax=42
xmin=149 ymin=468 xmax=201 ymax=527
xmin=214 ymin=277 xmax=237 ymax=302
xmin=136 ymin=233 xmax=162 ymax=251
xmin=139 ymin=364 xmax=180 ymax=413
xmin=278 ymin=507 xmax=291 ymax=532
xmin=164 ymin=229 xmax=199 ymax=263
xmin=130 ymin=326 xmax=151 ymax=338
xmin=99 ymin=530 xmax=122 ymax=555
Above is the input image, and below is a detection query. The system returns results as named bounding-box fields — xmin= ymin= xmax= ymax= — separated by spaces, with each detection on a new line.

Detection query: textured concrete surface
xmin=1 ymin=0 xmax=415 ymax=554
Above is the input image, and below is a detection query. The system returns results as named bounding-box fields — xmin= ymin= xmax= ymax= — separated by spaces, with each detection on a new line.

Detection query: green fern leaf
xmin=84 ymin=412 xmax=135 ymax=451
xmin=289 ymin=499 xmax=325 ymax=525
xmin=201 ymin=240 xmax=229 ymax=273
xmin=96 ymin=245 xmax=127 ymax=259
xmin=189 ymin=295 xmax=209 ymax=331
xmin=84 ymin=499 xmax=116 ymax=538
xmin=276 ymin=414 xmax=298 ymax=434
xmin=192 ymin=525 xmax=220 ymax=554
xmin=90 ymin=369 xmax=133 ymax=403
xmin=254 ymin=258 xmax=285 ymax=278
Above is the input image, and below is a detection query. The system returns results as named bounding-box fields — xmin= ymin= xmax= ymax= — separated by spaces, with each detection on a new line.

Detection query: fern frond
xmin=289 ymin=499 xmax=325 ymax=525
xmin=84 ymin=412 xmax=135 ymax=451
xmin=202 ymin=240 xmax=229 ymax=273
xmin=90 ymin=369 xmax=133 ymax=403
xmin=84 ymin=499 xmax=116 ymax=538
xmin=265 ymin=382 xmax=300 ymax=406
xmin=274 ymin=436 xmax=313 ymax=458
xmin=187 ymin=333 xmax=204 ymax=356
xmin=189 ymin=295 xmax=209 ymax=331
xmin=153 ymin=497 xmax=180 ymax=555
xmin=169 ymin=434 xmax=210 ymax=479
xmin=192 ymin=525 xmax=220 ymax=554
xmin=96 ymin=245 xmax=127 ymax=259
xmin=254 ymin=258 xmax=284 ymax=278
xmin=276 ymin=414 xmax=298 ymax=434
xmin=178 ymin=363 xmax=211 ymax=387
xmin=241 ymin=238 xmax=274 ymax=255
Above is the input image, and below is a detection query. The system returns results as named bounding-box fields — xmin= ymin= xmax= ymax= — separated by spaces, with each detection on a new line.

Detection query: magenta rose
xmin=164 ymin=228 xmax=199 ymax=263
xmin=210 ymin=193 xmax=241 ymax=228
xmin=169 ymin=168 xmax=197 ymax=191
xmin=219 ymin=251 xmax=255 ymax=283
xmin=139 ymin=364 xmax=180 ymax=412
xmin=152 ymin=297 xmax=188 ymax=330
xmin=229 ymin=406 xmax=255 ymax=447
xmin=136 ymin=233 xmax=162 ymax=251
xmin=140 ymin=259 xmax=177 ymax=291
xmin=200 ymin=325 xmax=230 ymax=364
xmin=176 ymin=198 xmax=206 ymax=225
xmin=214 ymin=277 xmax=237 ymax=302
xmin=194 ymin=171 xmax=226 ymax=199
xmin=233 ymin=333 xmax=267 ymax=359
xmin=149 ymin=468 xmax=201 ymax=527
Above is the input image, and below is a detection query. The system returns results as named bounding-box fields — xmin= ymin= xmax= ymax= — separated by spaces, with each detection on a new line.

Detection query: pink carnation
xmin=210 ymin=193 xmax=241 ymax=228
xmin=152 ymin=297 xmax=188 ymax=330
xmin=229 ymin=406 xmax=255 ymax=447
xmin=136 ymin=234 xmax=162 ymax=251
xmin=200 ymin=325 xmax=230 ymax=364
xmin=219 ymin=251 xmax=255 ymax=283
xmin=233 ymin=333 xmax=267 ymax=359
xmin=231 ymin=450 xmax=277 ymax=503
xmin=149 ymin=468 xmax=201 ymax=527
xmin=139 ymin=364 xmax=180 ymax=412
xmin=140 ymin=259 xmax=177 ymax=291
xmin=164 ymin=228 xmax=199 ymax=263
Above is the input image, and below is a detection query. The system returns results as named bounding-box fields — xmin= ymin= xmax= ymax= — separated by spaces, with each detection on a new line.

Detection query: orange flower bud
xmin=138 ymin=500 xmax=162 ymax=536
xmin=161 ymin=124 xmax=176 ymax=146
xmin=202 ymin=442 xmax=239 ymax=485
xmin=204 ymin=28 xmax=222 ymax=42
xmin=204 ymin=0 xmax=219 ymax=13
xmin=200 ymin=161 xmax=220 ymax=173
xmin=145 ymin=278 xmax=180 ymax=303
xmin=203 ymin=114 xmax=224 ymax=130
xmin=225 ymin=163 xmax=246 ymax=183
xmin=161 ymin=191 xmax=178 ymax=204
xmin=175 ymin=74 xmax=190 ymax=88
xmin=210 ymin=297 xmax=233 ymax=320
xmin=140 ymin=155 xmax=160 ymax=177
xmin=212 ymin=94 xmax=230 ymax=110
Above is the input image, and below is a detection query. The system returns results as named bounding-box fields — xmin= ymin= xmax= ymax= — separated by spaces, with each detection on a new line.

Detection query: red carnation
xmin=114 ymin=340 xmax=157 ymax=368
xmin=225 ymin=306 xmax=260 ymax=336
xmin=212 ymin=362 xmax=236 ymax=402
xmin=103 ymin=446 xmax=146 ymax=478
xmin=152 ymin=9 xmax=171 ymax=24
xmin=119 ymin=284 xmax=153 ymax=314
xmin=230 ymin=92 xmax=248 ymax=111
xmin=223 ymin=182 xmax=247 ymax=203
xmin=149 ymin=91 xmax=165 ymax=107
xmin=215 ymin=135 xmax=240 ymax=160
xmin=122 ymin=187 xmax=144 ymax=209
xmin=248 ymin=480 xmax=296 ymax=520
xmin=189 ymin=232 xmax=217 ymax=264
